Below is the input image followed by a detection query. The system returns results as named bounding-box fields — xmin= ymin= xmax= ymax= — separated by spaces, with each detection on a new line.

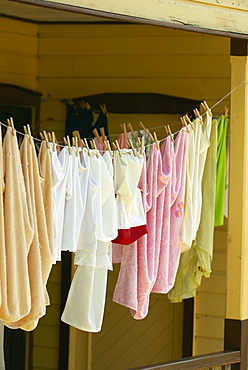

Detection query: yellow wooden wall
xmin=0 ymin=17 xmax=231 ymax=369
xmin=0 ymin=17 xmax=38 ymax=91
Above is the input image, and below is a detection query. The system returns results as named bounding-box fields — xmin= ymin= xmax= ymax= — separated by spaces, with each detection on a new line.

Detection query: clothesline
xmin=0 ymin=80 xmax=244 ymax=151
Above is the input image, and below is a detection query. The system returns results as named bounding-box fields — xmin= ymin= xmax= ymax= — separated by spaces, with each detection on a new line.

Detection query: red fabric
xmin=112 ymin=224 xmax=148 ymax=245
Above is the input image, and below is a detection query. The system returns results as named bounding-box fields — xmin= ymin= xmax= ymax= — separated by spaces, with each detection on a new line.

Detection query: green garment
xmin=168 ymin=119 xmax=217 ymax=303
xmin=214 ymin=115 xmax=229 ymax=227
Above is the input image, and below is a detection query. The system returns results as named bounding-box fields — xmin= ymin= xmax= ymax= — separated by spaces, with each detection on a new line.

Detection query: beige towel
xmin=0 ymin=127 xmax=33 ymax=322
xmin=38 ymin=141 xmax=54 ymax=258
xmin=5 ymin=135 xmax=52 ymax=331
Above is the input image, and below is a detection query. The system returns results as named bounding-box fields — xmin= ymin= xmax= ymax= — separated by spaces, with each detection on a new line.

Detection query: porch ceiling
xmin=0 ymin=0 xmax=122 ymax=23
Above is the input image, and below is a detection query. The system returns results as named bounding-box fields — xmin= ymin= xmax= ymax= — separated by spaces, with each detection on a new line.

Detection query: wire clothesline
xmin=0 ymin=80 xmax=245 ymax=151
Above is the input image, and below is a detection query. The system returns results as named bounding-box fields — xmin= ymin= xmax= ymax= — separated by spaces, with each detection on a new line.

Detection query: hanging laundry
xmin=0 ymin=127 xmax=33 ymax=323
xmin=51 ymin=146 xmax=72 ymax=263
xmin=62 ymin=148 xmax=116 ymax=332
xmin=38 ymin=141 xmax=55 ymax=259
xmin=181 ymin=112 xmax=212 ymax=252
xmin=5 ymin=134 xmax=52 ymax=331
xmin=215 ymin=114 xmax=229 ymax=226
xmin=168 ymin=119 xmax=217 ymax=302
xmin=112 ymin=149 xmax=147 ymax=245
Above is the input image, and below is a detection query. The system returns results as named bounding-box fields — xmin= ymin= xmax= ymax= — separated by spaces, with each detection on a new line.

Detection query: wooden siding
xmin=38 ymin=24 xmax=231 ymax=140
xmin=0 ymin=17 xmax=38 ymax=91
xmin=194 ymin=225 xmax=228 ymax=355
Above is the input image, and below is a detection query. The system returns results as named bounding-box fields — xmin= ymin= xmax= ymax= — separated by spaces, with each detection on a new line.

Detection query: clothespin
xmin=27 ymin=124 xmax=32 ymax=139
xmin=201 ymin=101 xmax=212 ymax=117
xmin=224 ymin=106 xmax=229 ymax=118
xmin=92 ymin=128 xmax=101 ymax=143
xmin=91 ymin=140 xmax=100 ymax=158
xmin=23 ymin=125 xmax=28 ymax=135
xmin=137 ymin=136 xmax=141 ymax=148
xmin=112 ymin=141 xmax=117 ymax=150
xmin=101 ymin=103 xmax=109 ymax=117
xmin=193 ymin=108 xmax=204 ymax=124
xmin=127 ymin=123 xmax=136 ymax=138
xmin=121 ymin=123 xmax=128 ymax=141
xmin=141 ymin=135 xmax=145 ymax=155
xmin=184 ymin=115 xmax=195 ymax=130
xmin=139 ymin=122 xmax=149 ymax=135
xmin=66 ymin=135 xmax=72 ymax=155
xmin=153 ymin=132 xmax=160 ymax=150
xmin=48 ymin=132 xmax=52 ymax=142
xmin=63 ymin=137 xmax=67 ymax=146
xmin=7 ymin=117 xmax=16 ymax=136
xmin=115 ymin=140 xmax=123 ymax=157
xmin=104 ymin=140 xmax=113 ymax=158
xmin=75 ymin=137 xmax=79 ymax=157
xmin=167 ymin=125 xmax=175 ymax=142
xmin=85 ymin=102 xmax=91 ymax=110
xmin=83 ymin=138 xmax=91 ymax=156
xmin=128 ymin=138 xmax=137 ymax=156
xmin=43 ymin=130 xmax=50 ymax=148
xmin=52 ymin=131 xmax=57 ymax=152
xmin=180 ymin=117 xmax=190 ymax=133
xmin=39 ymin=132 xmax=45 ymax=141
xmin=164 ymin=126 xmax=169 ymax=136
xmin=100 ymin=127 xmax=106 ymax=141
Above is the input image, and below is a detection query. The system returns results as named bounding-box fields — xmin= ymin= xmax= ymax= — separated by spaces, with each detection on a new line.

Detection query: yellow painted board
xmin=0 ymin=33 xmax=38 ymax=56
xmin=32 ymin=347 xmax=59 ymax=368
xmin=39 ymin=304 xmax=61 ymax=326
xmin=37 ymin=76 xmax=209 ymax=99
xmin=194 ymin=336 xmax=224 ymax=355
xmin=0 ymin=72 xmax=38 ymax=91
xmin=195 ymin=292 xmax=226 ymax=317
xmin=47 ymin=262 xmax=62 ymax=284
xmin=38 ymin=35 xmax=205 ymax=57
xmin=194 ymin=315 xmax=224 ymax=339
xmin=40 ymin=100 xmax=66 ymax=121
xmin=38 ymin=55 xmax=230 ymax=79
xmin=33 ymin=325 xmax=59 ymax=347
xmin=0 ymin=16 xmax=38 ymax=35
xmin=0 ymin=54 xmax=37 ymax=75
xmin=212 ymin=251 xmax=227 ymax=273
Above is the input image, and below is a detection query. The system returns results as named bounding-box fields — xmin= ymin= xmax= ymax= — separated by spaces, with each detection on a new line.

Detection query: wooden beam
xmin=13 ymin=0 xmax=248 ymax=39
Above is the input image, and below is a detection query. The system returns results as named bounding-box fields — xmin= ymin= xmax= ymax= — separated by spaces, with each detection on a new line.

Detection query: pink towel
xmin=117 ymin=133 xmax=129 ymax=149
xmin=152 ymin=137 xmax=175 ymax=293
xmin=167 ymin=128 xmax=189 ymax=291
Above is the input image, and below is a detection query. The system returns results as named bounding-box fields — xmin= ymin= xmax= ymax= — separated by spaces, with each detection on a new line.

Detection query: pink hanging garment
xmin=151 ymin=136 xmax=176 ymax=294
xmin=117 ymin=133 xmax=129 ymax=149
xmin=112 ymin=153 xmax=147 ymax=311
xmin=167 ymin=128 xmax=189 ymax=291
xmin=93 ymin=137 xmax=106 ymax=154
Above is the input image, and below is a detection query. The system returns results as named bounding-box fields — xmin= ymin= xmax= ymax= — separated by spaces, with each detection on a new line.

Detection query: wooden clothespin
xmin=180 ymin=117 xmax=190 ymax=133
xmin=115 ymin=140 xmax=123 ymax=157
xmin=100 ymin=127 xmax=106 ymax=141
xmin=193 ymin=108 xmax=203 ymax=125
xmin=164 ymin=126 xmax=169 ymax=136
xmin=67 ymin=135 xmax=72 ymax=155
xmin=121 ymin=123 xmax=128 ymax=141
xmin=112 ymin=141 xmax=117 ymax=150
xmin=128 ymin=138 xmax=137 ymax=156
xmin=201 ymin=101 xmax=212 ymax=117
xmin=48 ymin=132 xmax=52 ymax=142
xmin=27 ymin=124 xmax=32 ymax=139
xmin=92 ymin=128 xmax=101 ymax=143
xmin=167 ymin=125 xmax=175 ymax=142
xmin=141 ymin=135 xmax=145 ymax=155
xmin=7 ymin=117 xmax=16 ymax=136
xmin=137 ymin=136 xmax=141 ymax=148
xmin=63 ymin=137 xmax=68 ymax=146
xmin=40 ymin=132 xmax=45 ymax=141
xmin=85 ymin=102 xmax=91 ymax=110
xmin=127 ymin=123 xmax=136 ymax=138
xmin=153 ymin=132 xmax=160 ymax=150
xmin=104 ymin=140 xmax=113 ymax=158
xmin=75 ymin=137 xmax=79 ymax=157
xmin=52 ymin=131 xmax=57 ymax=152
xmin=224 ymin=106 xmax=229 ymax=118
xmin=83 ymin=138 xmax=91 ymax=156
xmin=184 ymin=115 xmax=195 ymax=130
xmin=43 ymin=130 xmax=50 ymax=148
xmin=139 ymin=122 xmax=149 ymax=135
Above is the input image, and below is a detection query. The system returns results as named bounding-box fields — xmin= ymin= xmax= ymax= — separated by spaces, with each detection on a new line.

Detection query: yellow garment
xmin=1 ymin=127 xmax=33 ymax=322
xmin=38 ymin=141 xmax=54 ymax=259
xmin=168 ymin=119 xmax=217 ymax=302
xmin=5 ymin=135 xmax=52 ymax=331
